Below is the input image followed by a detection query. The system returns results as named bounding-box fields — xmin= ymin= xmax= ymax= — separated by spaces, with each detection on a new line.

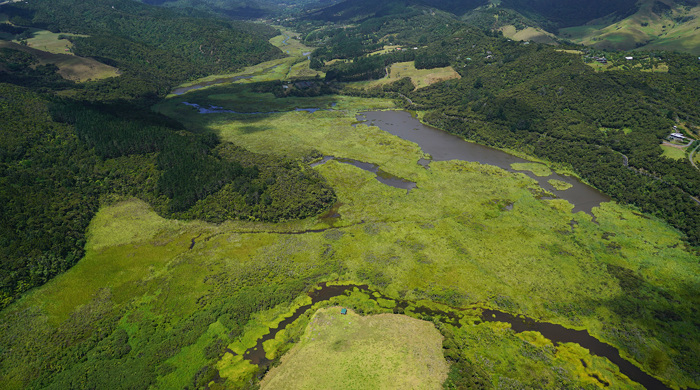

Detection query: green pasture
xmin=348 ymin=61 xmax=460 ymax=90
xmin=260 ymin=308 xmax=448 ymax=390
xmin=0 ymin=39 xmax=118 ymax=82
xmin=661 ymin=144 xmax=687 ymax=160
xmin=557 ymin=4 xmax=700 ymax=55
xmin=167 ymin=30 xmax=323 ymax=97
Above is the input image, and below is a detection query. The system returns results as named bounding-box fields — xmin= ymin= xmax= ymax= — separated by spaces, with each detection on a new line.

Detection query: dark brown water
xmin=238 ymin=283 xmax=681 ymax=390
xmin=357 ymin=111 xmax=610 ymax=214
xmin=311 ymin=156 xmax=417 ymax=193
xmin=481 ymin=310 xmax=676 ymax=390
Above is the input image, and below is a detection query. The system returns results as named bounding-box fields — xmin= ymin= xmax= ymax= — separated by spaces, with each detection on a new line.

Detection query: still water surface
xmin=357 ymin=110 xmax=610 ymax=214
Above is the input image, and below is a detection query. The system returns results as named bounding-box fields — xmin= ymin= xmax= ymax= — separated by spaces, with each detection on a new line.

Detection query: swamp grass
xmin=548 ymin=179 xmax=574 ymax=191
xmin=157 ymin=91 xmax=698 ymax=387
xmin=1 ymin=92 xmax=699 ymax=389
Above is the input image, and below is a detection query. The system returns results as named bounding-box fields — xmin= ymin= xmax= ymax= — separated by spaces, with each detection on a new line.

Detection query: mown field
xmin=661 ymin=144 xmax=687 ymax=160
xmin=259 ymin=307 xmax=448 ymax=390
xmin=2 ymin=66 xmax=699 ymax=389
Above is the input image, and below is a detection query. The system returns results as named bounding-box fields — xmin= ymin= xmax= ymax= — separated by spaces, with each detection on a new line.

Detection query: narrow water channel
xmin=240 ymin=283 xmax=681 ymax=390
xmin=311 ymin=156 xmax=417 ymax=193
xmin=357 ymin=111 xmax=611 ymax=214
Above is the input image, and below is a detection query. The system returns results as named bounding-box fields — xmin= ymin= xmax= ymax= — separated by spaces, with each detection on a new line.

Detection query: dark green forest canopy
xmin=2 ymin=0 xmax=283 ymax=101
xmin=0 ymin=82 xmax=335 ymax=309
xmin=306 ymin=14 xmax=700 ymax=245
xmin=0 ymin=2 xmax=699 ymax=388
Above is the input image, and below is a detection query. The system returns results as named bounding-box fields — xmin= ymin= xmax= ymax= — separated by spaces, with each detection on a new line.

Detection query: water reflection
xmin=357 ymin=111 xmax=610 ymax=214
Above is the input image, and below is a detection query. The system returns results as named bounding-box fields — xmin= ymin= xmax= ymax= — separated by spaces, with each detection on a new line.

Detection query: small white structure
xmin=625 ymin=56 xmax=633 ymax=60
xmin=669 ymin=132 xmax=687 ymax=141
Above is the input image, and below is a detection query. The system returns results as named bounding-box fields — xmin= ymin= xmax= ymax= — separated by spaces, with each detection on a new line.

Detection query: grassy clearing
xmin=259 ymin=308 xmax=448 ymax=390
xmin=369 ymin=45 xmax=402 ymax=55
xmin=500 ymin=25 xmax=558 ymax=44
xmin=0 ymin=40 xmax=118 ymax=82
xmin=269 ymin=28 xmax=314 ymax=58
xmin=168 ymin=29 xmax=322 ymax=96
xmin=349 ymin=61 xmax=460 ymax=90
xmin=555 ymin=49 xmax=584 ymax=55
xmin=661 ymin=144 xmax=687 ymax=160
xmin=19 ymin=30 xmax=87 ymax=54
xmin=511 ymin=162 xmax=552 ymax=177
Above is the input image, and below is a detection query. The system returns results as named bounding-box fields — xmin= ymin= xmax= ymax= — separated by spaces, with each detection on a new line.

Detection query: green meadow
xmin=661 ymin=144 xmax=687 ymax=161
xmin=2 ymin=76 xmax=699 ymax=388
xmin=152 ymin=88 xmax=700 ymax=388
xmin=0 ymin=39 xmax=118 ymax=82
xmin=167 ymin=28 xmax=323 ymax=96
xmin=259 ymin=308 xmax=448 ymax=390
xmin=348 ymin=61 xmax=461 ymax=90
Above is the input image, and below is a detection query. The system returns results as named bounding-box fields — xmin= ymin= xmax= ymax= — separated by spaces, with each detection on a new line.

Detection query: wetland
xmin=2 ymin=24 xmax=698 ymax=390
xmin=357 ymin=110 xmax=611 ymax=214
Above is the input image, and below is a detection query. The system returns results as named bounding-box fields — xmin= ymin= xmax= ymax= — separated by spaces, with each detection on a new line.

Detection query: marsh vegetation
xmin=1 ymin=2 xmax=699 ymax=389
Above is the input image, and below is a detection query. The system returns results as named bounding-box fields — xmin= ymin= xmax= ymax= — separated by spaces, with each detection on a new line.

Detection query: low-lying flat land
xmin=259 ymin=308 xmax=448 ymax=390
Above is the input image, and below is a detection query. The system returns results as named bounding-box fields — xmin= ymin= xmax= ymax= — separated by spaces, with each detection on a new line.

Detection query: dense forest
xmin=2 ymin=0 xmax=282 ymax=102
xmin=296 ymin=7 xmax=700 ymax=246
xmin=0 ymin=82 xmax=335 ymax=308
xmin=0 ymin=0 xmax=338 ymax=308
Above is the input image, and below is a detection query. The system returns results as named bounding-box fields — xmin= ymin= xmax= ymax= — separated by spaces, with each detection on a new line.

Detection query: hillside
xmin=559 ymin=0 xmax=700 ymax=55
xmin=1 ymin=1 xmax=700 ymax=389
xmin=298 ymin=0 xmax=700 ymax=54
xmin=140 ymin=0 xmax=344 ymax=18
xmin=1 ymin=0 xmax=283 ymax=101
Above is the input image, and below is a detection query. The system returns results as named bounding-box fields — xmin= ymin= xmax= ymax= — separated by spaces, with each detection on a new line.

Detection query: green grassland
xmin=18 ymin=30 xmax=87 ymax=54
xmin=558 ymin=1 xmax=700 ymax=55
xmin=0 ymin=39 xmax=118 ymax=82
xmin=259 ymin=308 xmax=448 ymax=390
xmin=3 ymin=85 xmax=700 ymax=389
xmin=152 ymin=89 xmax=697 ymax=388
xmin=347 ymin=61 xmax=461 ymax=91
xmin=499 ymin=25 xmax=558 ymax=44
xmin=168 ymin=28 xmax=322 ymax=96
xmin=661 ymin=144 xmax=687 ymax=160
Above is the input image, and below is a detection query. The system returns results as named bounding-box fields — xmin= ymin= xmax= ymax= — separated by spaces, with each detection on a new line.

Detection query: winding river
xmin=239 ymin=283 xmax=679 ymax=390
